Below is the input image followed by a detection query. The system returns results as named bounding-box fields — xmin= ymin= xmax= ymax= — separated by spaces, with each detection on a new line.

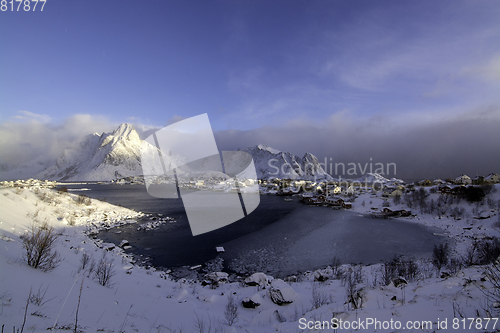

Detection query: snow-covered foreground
xmin=0 ymin=186 xmax=499 ymax=332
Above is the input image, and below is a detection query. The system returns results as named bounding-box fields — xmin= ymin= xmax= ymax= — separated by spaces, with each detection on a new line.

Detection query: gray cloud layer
xmin=215 ymin=106 xmax=500 ymax=181
xmin=1 ymin=108 xmax=498 ymax=181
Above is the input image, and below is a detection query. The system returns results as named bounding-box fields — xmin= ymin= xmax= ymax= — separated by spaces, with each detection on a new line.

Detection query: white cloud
xmin=12 ymin=110 xmax=51 ymax=123
xmin=166 ymin=115 xmax=186 ymax=126
xmin=0 ymin=114 xmax=116 ymax=166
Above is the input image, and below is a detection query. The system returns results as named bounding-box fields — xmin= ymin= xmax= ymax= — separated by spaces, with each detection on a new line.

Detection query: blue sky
xmin=1 ymin=0 xmax=500 ymax=178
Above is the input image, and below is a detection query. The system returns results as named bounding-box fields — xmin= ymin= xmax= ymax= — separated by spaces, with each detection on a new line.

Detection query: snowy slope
xmin=1 ymin=186 xmax=498 ymax=332
xmin=354 ymin=172 xmax=406 ymax=184
xmin=35 ymin=124 xmax=158 ymax=181
xmin=241 ymin=145 xmax=333 ymax=181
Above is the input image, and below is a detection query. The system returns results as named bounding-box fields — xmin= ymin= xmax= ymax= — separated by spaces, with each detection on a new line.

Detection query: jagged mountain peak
xmin=356 ymin=173 xmax=390 ymax=184
xmin=241 ymin=145 xmax=332 ymax=181
xmin=34 ymin=123 xmax=156 ymax=181
xmin=112 ymin=123 xmax=136 ymax=136
xmin=255 ymin=144 xmax=281 ymax=154
xmin=110 ymin=123 xmax=140 ymax=142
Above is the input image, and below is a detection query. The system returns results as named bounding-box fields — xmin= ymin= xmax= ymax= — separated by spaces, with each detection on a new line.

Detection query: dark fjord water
xmin=66 ymin=184 xmax=446 ymax=277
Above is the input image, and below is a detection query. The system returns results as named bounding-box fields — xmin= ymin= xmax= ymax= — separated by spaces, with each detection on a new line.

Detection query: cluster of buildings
xmin=418 ymin=173 xmax=500 ymax=186
xmin=258 ymin=172 xmax=500 ymax=213
xmin=176 ymin=178 xmax=258 ymax=193
xmin=0 ymin=178 xmax=57 ymax=188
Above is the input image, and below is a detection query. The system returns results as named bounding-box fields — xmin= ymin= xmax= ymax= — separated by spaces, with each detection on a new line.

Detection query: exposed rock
xmin=392 ymin=277 xmax=408 ymax=288
xmin=242 ymin=297 xmax=260 ymax=309
xmin=245 ymin=272 xmax=271 ymax=288
xmin=314 ymin=267 xmax=333 ymax=282
xmin=268 ymin=279 xmax=297 ymax=305
xmin=203 ymin=272 xmax=229 ymax=287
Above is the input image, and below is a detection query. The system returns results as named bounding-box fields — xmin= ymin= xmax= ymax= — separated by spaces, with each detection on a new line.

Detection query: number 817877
xmin=1 ymin=0 xmax=47 ymax=11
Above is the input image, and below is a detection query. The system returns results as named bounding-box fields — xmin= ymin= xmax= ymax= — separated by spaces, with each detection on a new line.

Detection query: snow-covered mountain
xmin=240 ymin=144 xmax=333 ymax=181
xmin=355 ymin=173 xmax=390 ymax=184
xmin=355 ymin=173 xmax=404 ymax=184
xmin=36 ymin=124 xmax=158 ymax=181
xmin=2 ymin=125 xmax=335 ymax=182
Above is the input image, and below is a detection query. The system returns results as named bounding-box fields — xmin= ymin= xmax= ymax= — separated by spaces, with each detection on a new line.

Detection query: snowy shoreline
xmin=1 ymin=183 xmax=500 ymax=332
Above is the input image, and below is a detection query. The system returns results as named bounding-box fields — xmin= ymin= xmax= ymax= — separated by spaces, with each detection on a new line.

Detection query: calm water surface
xmin=65 ymin=184 xmax=446 ymax=276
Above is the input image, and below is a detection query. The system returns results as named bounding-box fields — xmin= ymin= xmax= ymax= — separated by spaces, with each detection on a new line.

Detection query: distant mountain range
xmin=0 ymin=123 xmax=380 ymax=182
xmin=240 ymin=144 xmax=332 ymax=181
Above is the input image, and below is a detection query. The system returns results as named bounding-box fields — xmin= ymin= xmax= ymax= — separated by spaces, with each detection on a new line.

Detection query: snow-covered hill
xmin=35 ymin=124 xmax=158 ymax=181
xmin=241 ymin=144 xmax=333 ymax=181
xmin=1 ymin=185 xmax=498 ymax=332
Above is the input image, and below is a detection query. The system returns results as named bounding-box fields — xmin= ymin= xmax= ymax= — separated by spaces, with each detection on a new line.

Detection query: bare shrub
xmin=450 ymin=206 xmax=466 ymax=220
xmin=79 ymin=252 xmax=91 ymax=272
xmin=447 ymin=257 xmax=463 ymax=276
xmin=331 ymin=256 xmax=342 ymax=279
xmin=94 ymin=253 xmax=115 ymax=287
xmin=75 ymin=195 xmax=92 ymax=206
xmin=463 ymin=242 xmax=478 ymax=266
xmin=432 ymin=243 xmax=449 ymax=272
xmin=481 ymin=261 xmax=500 ymax=314
xmin=382 ymin=256 xmax=420 ymax=285
xmin=274 ymin=310 xmax=287 ymax=323
xmin=87 ymin=258 xmax=96 ymax=278
xmin=402 ymin=258 xmax=419 ymax=282
xmin=21 ymin=221 xmax=62 ymax=272
xmin=26 ymin=210 xmax=40 ymax=221
xmin=382 ymin=259 xmax=398 ymax=286
xmin=224 ymin=294 xmax=238 ymax=326
xmin=67 ymin=215 xmax=76 ymax=226
xmin=392 ymin=257 xmax=420 ymax=282
xmin=476 ymin=237 xmax=500 ymax=265
xmin=311 ymin=283 xmax=329 ymax=309
xmin=343 ymin=270 xmax=365 ymax=310
xmin=29 ymin=284 xmax=54 ymax=306
xmin=352 ymin=264 xmax=363 ymax=283
xmin=193 ymin=312 xmax=219 ymax=333
xmin=38 ymin=191 xmax=55 ymax=204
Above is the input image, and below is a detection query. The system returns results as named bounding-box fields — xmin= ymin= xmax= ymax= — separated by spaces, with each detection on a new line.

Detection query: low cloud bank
xmin=1 ymin=108 xmax=499 ymax=181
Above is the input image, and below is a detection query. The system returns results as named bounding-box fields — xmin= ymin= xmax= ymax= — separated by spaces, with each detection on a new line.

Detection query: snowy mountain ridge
xmin=1 ymin=123 xmax=335 ymax=182
xmin=240 ymin=145 xmax=333 ymax=181
xmin=355 ymin=173 xmax=404 ymax=184
xmin=35 ymin=123 xmax=158 ymax=181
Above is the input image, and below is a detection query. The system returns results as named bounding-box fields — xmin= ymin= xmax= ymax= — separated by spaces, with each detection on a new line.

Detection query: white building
xmin=485 ymin=173 xmax=500 ymax=184
xmin=455 ymin=174 xmax=472 ymax=185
